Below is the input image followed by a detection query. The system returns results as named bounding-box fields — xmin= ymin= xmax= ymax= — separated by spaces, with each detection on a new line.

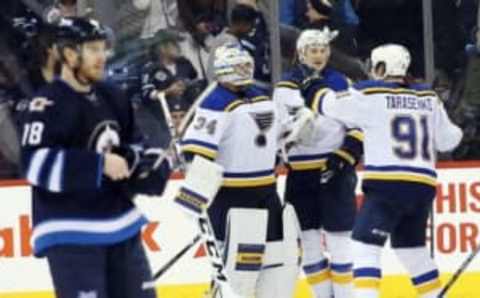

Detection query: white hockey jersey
xmin=182 ymin=85 xmax=280 ymax=187
xmin=309 ymin=80 xmax=463 ymax=188
xmin=274 ymin=66 xmax=362 ymax=171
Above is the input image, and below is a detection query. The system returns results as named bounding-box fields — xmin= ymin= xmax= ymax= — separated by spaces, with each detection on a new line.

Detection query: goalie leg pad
xmin=223 ymin=208 xmax=268 ymax=297
xmin=256 ymin=203 xmax=302 ymax=298
xmin=174 ymin=155 xmax=223 ymax=217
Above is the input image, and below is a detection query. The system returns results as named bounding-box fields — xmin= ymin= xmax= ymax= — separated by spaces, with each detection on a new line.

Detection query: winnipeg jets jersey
xmin=274 ymin=66 xmax=361 ymax=170
xmin=21 ymin=79 xmax=169 ymax=256
xmin=182 ymin=85 xmax=279 ymax=187
xmin=308 ymin=80 xmax=463 ymax=189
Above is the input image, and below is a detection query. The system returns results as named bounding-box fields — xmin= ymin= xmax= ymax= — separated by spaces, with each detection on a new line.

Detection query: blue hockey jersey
xmin=21 ymin=79 xmax=169 ymax=256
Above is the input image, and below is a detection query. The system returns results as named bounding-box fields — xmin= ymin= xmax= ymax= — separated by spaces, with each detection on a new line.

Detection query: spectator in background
xmin=168 ymin=96 xmax=191 ymax=134
xmin=0 ymin=48 xmax=21 ymax=178
xmin=131 ymin=0 xmax=180 ymax=37
xmin=453 ymin=13 xmax=480 ymax=160
xmin=45 ymin=0 xmax=78 ymax=23
xmin=356 ymin=0 xmax=424 ymax=78
xmin=177 ymin=0 xmax=226 ymax=46
xmin=207 ymin=3 xmax=271 ymax=88
xmin=301 ymin=0 xmax=360 ymax=56
xmin=138 ymin=29 xmax=200 ymax=147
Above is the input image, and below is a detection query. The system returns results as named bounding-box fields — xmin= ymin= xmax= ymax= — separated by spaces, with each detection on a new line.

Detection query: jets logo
xmin=154 ymin=71 xmax=168 ymax=82
xmin=29 ymin=97 xmax=54 ymax=112
xmin=87 ymin=121 xmax=121 ymax=153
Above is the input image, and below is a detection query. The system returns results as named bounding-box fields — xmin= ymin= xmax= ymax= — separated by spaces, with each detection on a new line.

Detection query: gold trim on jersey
xmin=276 ymin=81 xmax=299 ymax=89
xmin=225 ymin=100 xmax=245 ymax=112
xmin=335 ymin=149 xmax=356 ymax=166
xmin=251 ymin=95 xmax=270 ymax=103
xmin=362 ymin=87 xmax=437 ymax=97
xmin=311 ymin=88 xmax=330 ymax=113
xmin=289 ymin=159 xmax=327 ymax=171
xmin=346 ymin=129 xmax=364 ymax=142
xmin=363 ymin=172 xmax=437 ymax=187
xmin=182 ymin=145 xmax=217 ymax=159
xmin=222 ymin=175 xmax=276 ymax=187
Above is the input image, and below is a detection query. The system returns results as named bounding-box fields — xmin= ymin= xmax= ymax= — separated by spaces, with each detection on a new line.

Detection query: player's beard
xmin=79 ymin=64 xmax=105 ymax=84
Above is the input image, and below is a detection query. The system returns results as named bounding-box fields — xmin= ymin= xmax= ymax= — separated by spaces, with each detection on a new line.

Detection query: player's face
xmin=304 ymin=44 xmax=330 ymax=71
xmin=159 ymin=42 xmax=180 ymax=61
xmin=79 ymin=40 xmax=107 ymax=82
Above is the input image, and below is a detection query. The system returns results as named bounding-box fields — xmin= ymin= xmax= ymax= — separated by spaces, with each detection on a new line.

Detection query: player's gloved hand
xmin=282 ymin=107 xmax=315 ymax=150
xmin=319 ymin=152 xmax=351 ymax=184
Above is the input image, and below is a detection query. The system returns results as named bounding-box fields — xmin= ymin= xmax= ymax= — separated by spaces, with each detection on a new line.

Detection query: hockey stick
xmin=151 ymin=234 xmax=202 ymax=280
xmin=438 ymin=242 xmax=480 ymax=297
xmin=145 ymin=82 xmax=218 ymax=173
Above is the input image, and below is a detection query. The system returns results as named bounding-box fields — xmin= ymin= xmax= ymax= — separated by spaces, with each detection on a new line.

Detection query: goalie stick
xmin=148 ymin=82 xmax=239 ymax=296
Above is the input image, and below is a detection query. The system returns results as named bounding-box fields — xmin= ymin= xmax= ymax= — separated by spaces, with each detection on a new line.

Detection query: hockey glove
xmin=320 ymin=151 xmax=352 ymax=184
xmin=112 ymin=146 xmax=172 ymax=196
xmin=281 ymin=107 xmax=316 ymax=150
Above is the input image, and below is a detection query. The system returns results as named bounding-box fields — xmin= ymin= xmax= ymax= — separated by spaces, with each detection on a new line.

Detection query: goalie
xmin=175 ymin=43 xmax=310 ymax=298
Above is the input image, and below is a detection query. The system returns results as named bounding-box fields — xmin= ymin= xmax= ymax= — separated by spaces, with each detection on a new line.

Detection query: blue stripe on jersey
xmin=47 ymin=151 xmax=65 ymax=192
xmin=289 ymin=153 xmax=330 ymax=162
xmin=331 ymin=263 xmax=353 ymax=273
xmin=181 ymin=139 xmax=219 ymax=150
xmin=412 ymin=270 xmax=439 ymax=286
xmin=38 ymin=149 xmax=58 ymax=189
xmin=32 ymin=208 xmax=147 ymax=256
xmin=223 ymin=169 xmax=275 ymax=178
xmin=96 ymin=155 xmax=104 ymax=188
xmin=353 ymin=267 xmax=382 ymax=278
xmin=26 ymin=148 xmax=50 ymax=186
xmin=364 ymin=165 xmax=437 ymax=178
xmin=304 ymin=259 xmax=329 ymax=274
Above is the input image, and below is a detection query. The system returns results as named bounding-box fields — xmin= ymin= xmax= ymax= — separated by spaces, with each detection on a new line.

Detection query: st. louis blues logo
xmin=87 ymin=120 xmax=121 ymax=153
xmin=249 ymin=111 xmax=274 ymax=147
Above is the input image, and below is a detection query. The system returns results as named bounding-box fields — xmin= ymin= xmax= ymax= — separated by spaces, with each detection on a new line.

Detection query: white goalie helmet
xmin=213 ymin=43 xmax=254 ymax=86
xmin=370 ymin=44 xmax=411 ymax=78
xmin=296 ymin=27 xmax=338 ymax=67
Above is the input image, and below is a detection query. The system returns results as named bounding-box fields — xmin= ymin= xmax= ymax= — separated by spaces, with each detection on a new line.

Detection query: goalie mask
xmin=370 ymin=44 xmax=411 ymax=79
xmin=296 ymin=27 xmax=338 ymax=71
xmin=213 ymin=43 xmax=254 ymax=87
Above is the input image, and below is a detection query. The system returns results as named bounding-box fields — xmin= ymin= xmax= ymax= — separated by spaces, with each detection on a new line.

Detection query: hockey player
xmin=175 ymin=43 xmax=307 ymax=298
xmin=273 ymin=28 xmax=361 ymax=298
xmin=21 ymin=17 xmax=171 ymax=298
xmin=301 ymin=44 xmax=463 ymax=298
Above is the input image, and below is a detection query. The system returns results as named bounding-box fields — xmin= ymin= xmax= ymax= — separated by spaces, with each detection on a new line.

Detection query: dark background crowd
xmin=1 ymin=0 xmax=480 ymax=179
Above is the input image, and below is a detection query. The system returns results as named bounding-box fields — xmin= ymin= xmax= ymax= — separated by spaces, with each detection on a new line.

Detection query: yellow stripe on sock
xmin=354 ymin=278 xmax=380 ymax=289
xmin=307 ymin=270 xmax=330 ymax=285
xmin=417 ymin=279 xmax=442 ymax=295
xmin=331 ymin=273 xmax=353 ymax=284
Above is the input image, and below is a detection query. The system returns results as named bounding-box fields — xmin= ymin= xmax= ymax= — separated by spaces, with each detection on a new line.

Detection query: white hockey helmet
xmin=370 ymin=44 xmax=411 ymax=78
xmin=296 ymin=27 xmax=338 ymax=67
xmin=213 ymin=43 xmax=254 ymax=86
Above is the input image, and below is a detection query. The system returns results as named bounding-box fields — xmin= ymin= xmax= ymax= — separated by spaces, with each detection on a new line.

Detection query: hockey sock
xmin=302 ymin=229 xmax=333 ymax=298
xmin=326 ymin=231 xmax=353 ymax=298
xmin=352 ymin=240 xmax=382 ymax=298
xmin=395 ymin=247 xmax=442 ymax=298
